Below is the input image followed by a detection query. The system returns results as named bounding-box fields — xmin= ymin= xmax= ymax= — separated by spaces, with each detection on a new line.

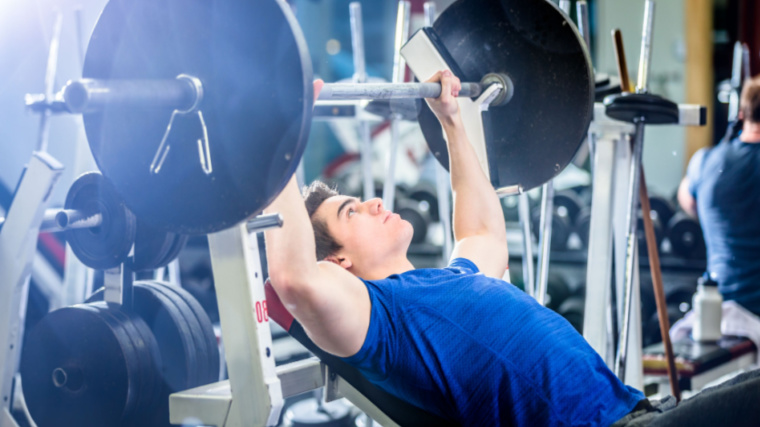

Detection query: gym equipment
xmin=648 ymin=195 xmax=677 ymax=232
xmin=86 ymin=281 xmax=219 ymax=393
xmin=132 ymin=220 xmax=189 ymax=271
xmin=396 ymin=198 xmax=431 ymax=245
xmin=55 ymin=0 xmax=593 ymax=235
xmin=63 ymin=172 xmax=137 ymax=270
xmin=20 ymin=303 xmax=162 ymax=427
xmin=531 ymin=209 xmax=572 ymax=252
xmin=407 ymin=182 xmax=440 ymax=223
xmin=636 ymin=211 xmax=664 ymax=253
xmin=582 ymin=4 xmax=705 ymax=394
xmin=558 ymin=296 xmax=585 ymax=333
xmin=604 ymin=93 xmax=680 ymax=125
xmin=415 ymin=0 xmax=593 ymax=195
xmin=553 ymin=191 xmax=584 ymax=225
xmin=545 ymin=273 xmax=571 ymax=312
xmin=282 ymin=397 xmax=356 ymax=427
xmin=575 ymin=208 xmax=592 ymax=250
xmin=595 ymin=73 xmax=622 ymax=101
xmin=668 ymin=213 xmax=706 ymax=259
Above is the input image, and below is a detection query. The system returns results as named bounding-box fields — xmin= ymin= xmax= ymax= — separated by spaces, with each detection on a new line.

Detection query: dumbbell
xmin=407 ymin=181 xmax=440 ymax=223
xmin=637 ymin=209 xmax=665 ymax=253
xmin=558 ymin=284 xmax=586 ymax=333
xmin=648 ymin=194 xmax=677 ymax=231
xmin=531 ymin=191 xmax=583 ymax=251
xmin=668 ymin=212 xmax=706 ymax=259
xmin=396 ymin=197 xmax=432 ymax=245
xmin=574 ymin=208 xmax=592 ymax=250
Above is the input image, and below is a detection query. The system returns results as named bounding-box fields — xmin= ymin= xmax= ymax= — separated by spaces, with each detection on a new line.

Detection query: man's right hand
xmin=425 ymin=70 xmax=462 ymax=126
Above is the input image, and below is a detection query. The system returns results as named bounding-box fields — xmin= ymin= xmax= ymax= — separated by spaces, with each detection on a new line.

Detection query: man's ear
xmin=324 ymin=254 xmax=353 ymax=270
xmin=738 ymin=110 xmax=744 ymax=120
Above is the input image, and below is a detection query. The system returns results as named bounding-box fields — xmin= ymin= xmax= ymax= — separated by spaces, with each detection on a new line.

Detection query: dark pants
xmin=612 ymin=368 xmax=760 ymax=427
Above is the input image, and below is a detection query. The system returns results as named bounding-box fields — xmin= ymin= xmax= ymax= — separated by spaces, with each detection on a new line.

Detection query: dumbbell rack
xmin=583 ymin=102 xmax=706 ymax=389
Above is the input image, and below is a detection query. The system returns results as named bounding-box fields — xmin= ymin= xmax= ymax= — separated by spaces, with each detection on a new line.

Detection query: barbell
xmin=60 ymin=0 xmax=592 ymax=234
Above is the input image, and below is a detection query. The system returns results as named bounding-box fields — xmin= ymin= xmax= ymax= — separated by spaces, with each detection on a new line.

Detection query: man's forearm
xmin=442 ymin=116 xmax=506 ymax=242
xmin=264 ymin=176 xmax=319 ymax=289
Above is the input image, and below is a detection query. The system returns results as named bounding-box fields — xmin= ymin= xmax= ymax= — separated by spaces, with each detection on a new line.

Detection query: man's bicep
xmin=294 ymin=262 xmax=371 ymax=357
xmin=450 ymin=235 xmax=508 ymax=278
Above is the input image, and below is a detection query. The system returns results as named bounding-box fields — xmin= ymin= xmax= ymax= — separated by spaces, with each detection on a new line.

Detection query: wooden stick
xmin=611 ymin=28 xmax=681 ymax=402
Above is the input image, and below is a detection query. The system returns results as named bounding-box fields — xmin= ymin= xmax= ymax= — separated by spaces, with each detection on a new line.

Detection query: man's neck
xmin=740 ymin=121 xmax=760 ymax=143
xmin=357 ymin=256 xmax=415 ymax=281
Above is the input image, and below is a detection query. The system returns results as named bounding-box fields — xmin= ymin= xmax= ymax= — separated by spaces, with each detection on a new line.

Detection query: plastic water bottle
xmin=692 ymin=273 xmax=722 ymax=342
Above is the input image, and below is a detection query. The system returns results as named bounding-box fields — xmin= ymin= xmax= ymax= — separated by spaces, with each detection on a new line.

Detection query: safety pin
xmin=150 ymin=109 xmax=212 ymax=175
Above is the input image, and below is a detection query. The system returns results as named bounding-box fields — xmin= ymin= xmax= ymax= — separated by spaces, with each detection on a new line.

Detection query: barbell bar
xmin=60 ymin=75 xmax=507 ymax=114
xmin=0 ymin=208 xmax=281 ymax=234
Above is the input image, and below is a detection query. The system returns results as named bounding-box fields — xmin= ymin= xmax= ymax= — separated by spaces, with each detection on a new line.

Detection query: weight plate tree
xmin=417 ymin=0 xmax=594 ymax=193
xmin=82 ymin=0 xmax=313 ymax=234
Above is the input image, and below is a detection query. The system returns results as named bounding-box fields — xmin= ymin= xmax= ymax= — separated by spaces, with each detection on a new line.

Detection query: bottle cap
xmin=698 ymin=272 xmax=719 ymax=287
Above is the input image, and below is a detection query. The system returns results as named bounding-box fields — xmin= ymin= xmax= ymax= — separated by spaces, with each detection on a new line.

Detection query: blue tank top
xmin=688 ymin=136 xmax=760 ymax=315
xmin=341 ymin=258 xmax=643 ymax=426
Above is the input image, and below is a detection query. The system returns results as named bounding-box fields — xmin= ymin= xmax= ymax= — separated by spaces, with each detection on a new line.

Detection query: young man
xmin=265 ymin=72 xmax=759 ymax=425
xmin=678 ymin=75 xmax=760 ymax=316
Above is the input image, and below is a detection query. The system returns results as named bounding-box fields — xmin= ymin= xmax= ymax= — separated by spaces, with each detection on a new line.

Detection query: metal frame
xmin=173 ymin=223 xmax=399 ymax=426
xmin=0 ymin=152 xmax=64 ymax=427
xmin=583 ymin=102 xmax=707 ymax=388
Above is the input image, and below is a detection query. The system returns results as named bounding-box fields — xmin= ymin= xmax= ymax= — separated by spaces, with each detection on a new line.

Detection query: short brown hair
xmin=303 ymin=181 xmax=342 ymax=260
xmin=740 ymin=76 xmax=760 ymax=123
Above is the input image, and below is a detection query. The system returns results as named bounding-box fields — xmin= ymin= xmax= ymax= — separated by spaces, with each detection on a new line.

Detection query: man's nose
xmin=366 ymin=198 xmax=384 ymax=215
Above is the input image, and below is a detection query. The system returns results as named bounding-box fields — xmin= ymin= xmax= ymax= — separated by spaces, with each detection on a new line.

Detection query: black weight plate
xmin=668 ymin=212 xmax=706 ymax=259
xmin=554 ymin=190 xmax=583 ymax=224
xmin=604 ymin=92 xmax=679 ymax=125
xmin=418 ymin=0 xmax=594 ymax=193
xmin=21 ymin=305 xmax=135 ymax=427
xmin=83 ymin=0 xmax=313 ymax=234
xmin=132 ymin=220 xmax=176 ymax=271
xmin=575 ymin=207 xmax=592 ymax=249
xmin=595 ymin=73 xmax=622 ymax=102
xmin=152 ymin=281 xmax=220 ymax=384
xmin=64 ymin=172 xmax=136 ymax=270
xmin=648 ymin=195 xmax=676 ymax=233
xmin=156 ymin=233 xmax=189 ymax=270
xmin=144 ymin=282 xmax=211 ymax=389
xmin=87 ymin=282 xmax=199 ymax=391
xmin=92 ymin=302 xmax=164 ymax=420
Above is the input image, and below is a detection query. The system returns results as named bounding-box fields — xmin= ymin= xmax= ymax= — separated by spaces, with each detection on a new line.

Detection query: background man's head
xmin=740 ymin=75 xmax=760 ymax=123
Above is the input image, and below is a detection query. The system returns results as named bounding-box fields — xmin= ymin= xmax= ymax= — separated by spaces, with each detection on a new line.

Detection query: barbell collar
xmin=62 ymin=75 xmax=203 ymax=114
xmin=317 ymin=82 xmax=483 ymax=101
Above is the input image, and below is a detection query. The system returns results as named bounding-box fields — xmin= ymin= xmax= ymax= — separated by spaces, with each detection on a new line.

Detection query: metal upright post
xmin=350 ymin=2 xmax=375 ymax=202
xmin=382 ymin=1 xmax=410 ymax=212
xmin=535 ymin=183 xmax=554 ymax=306
xmin=205 ymin=224 xmax=283 ymax=427
xmin=518 ymin=193 xmax=535 ymax=298
xmin=615 ymin=0 xmax=654 ymax=382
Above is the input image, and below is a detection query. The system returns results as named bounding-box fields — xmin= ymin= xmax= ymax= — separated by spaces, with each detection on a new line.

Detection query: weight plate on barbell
xmin=20 ymin=304 xmax=157 ymax=427
xmin=418 ymin=0 xmax=594 ymax=193
xmin=64 ymin=172 xmax=136 ymax=270
xmin=83 ymin=0 xmax=313 ymax=234
xmin=132 ymin=220 xmax=189 ymax=271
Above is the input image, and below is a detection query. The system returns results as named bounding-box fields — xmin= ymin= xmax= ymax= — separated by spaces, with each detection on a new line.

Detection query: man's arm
xmin=425 ymin=71 xmax=508 ymax=278
xmin=263 ymin=81 xmax=370 ymax=358
xmin=677 ymin=176 xmax=697 ymax=218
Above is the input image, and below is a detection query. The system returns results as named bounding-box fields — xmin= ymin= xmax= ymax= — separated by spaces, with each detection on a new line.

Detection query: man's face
xmin=314 ymin=195 xmax=413 ymax=273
